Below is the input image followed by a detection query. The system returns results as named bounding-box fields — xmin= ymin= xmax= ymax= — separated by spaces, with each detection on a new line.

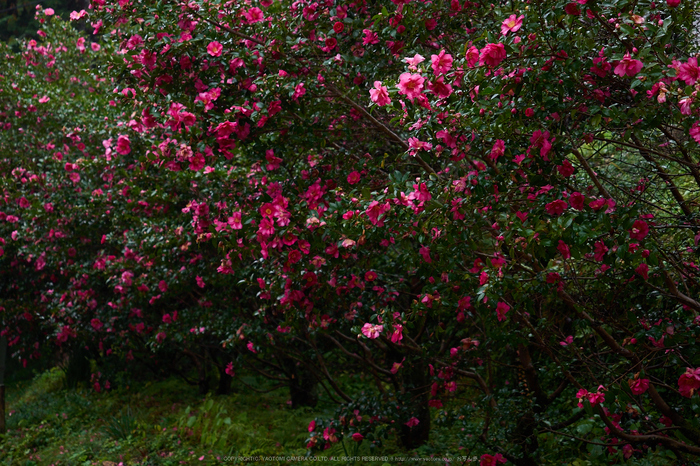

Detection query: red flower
xmin=564 ymin=3 xmax=581 ymax=15
xmin=569 ymin=191 xmax=585 ymax=210
xmin=629 ymin=220 xmax=649 ymax=240
xmin=635 ymin=263 xmax=649 ymax=280
xmin=593 ymin=241 xmax=608 ymax=262
xmin=545 ymin=199 xmax=568 ymax=216
xmin=480 ymin=453 xmax=507 ymax=466
xmin=678 ymin=368 xmax=700 ymax=398
xmin=557 ymin=240 xmax=571 ymax=259
xmin=629 ymin=378 xmax=649 ymax=395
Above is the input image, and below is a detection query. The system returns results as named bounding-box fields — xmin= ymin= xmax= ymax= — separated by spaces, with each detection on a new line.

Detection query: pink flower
xmin=369 ymin=81 xmax=391 ymax=106
xmin=408 ymin=137 xmax=433 ymax=155
xmin=404 ymin=54 xmax=425 ymax=70
xmin=362 ymin=29 xmax=379 ymax=45
xmin=308 ymin=420 xmax=316 ymax=432
xmin=244 ymin=7 xmax=264 ymax=23
xmin=679 ymin=367 xmax=700 ymax=398
xmin=44 ymin=8 xmax=55 ymax=15
xmin=629 ymin=220 xmax=649 ymax=240
xmin=207 ymin=41 xmax=223 ymax=57
xmin=365 ymin=201 xmax=390 ymax=226
xmin=559 ymin=335 xmax=573 ymax=346
xmin=587 ymin=390 xmax=605 ymax=405
xmin=428 ymin=76 xmax=453 ymax=98
xmin=351 ymin=433 xmax=364 ymax=442
xmin=225 ymin=362 xmax=235 ymax=376
xmin=588 ymin=198 xmax=606 ymax=210
xmin=667 ymin=0 xmax=681 ymax=7
xmin=629 ymin=378 xmax=649 ymax=395
xmin=91 ymin=318 xmax=104 ymax=331
xmin=465 ymin=46 xmax=480 ymax=68
xmin=293 ymin=82 xmax=306 ymax=101
xmin=430 ymin=49 xmax=453 ymax=75
xmin=545 ymin=199 xmax=568 ymax=216
xmin=495 ymin=302 xmax=510 ymax=322
xmin=397 ymin=73 xmax=425 ymax=101
xmin=691 ymin=122 xmax=700 ymax=144
xmin=390 ymin=324 xmax=403 ymax=344
xmin=228 ymin=212 xmax=243 ymax=229
xmin=678 ymin=57 xmax=700 ymax=85
xmin=501 ymin=14 xmax=524 ymax=35
xmin=489 ymin=139 xmax=505 ymax=160
xmin=479 ymin=43 xmax=506 ymax=68
xmin=575 ymin=388 xmax=589 ymax=408
xmin=361 ymin=323 xmax=384 ymax=339
xmin=614 ymin=53 xmax=643 ymax=77
xmin=419 ymin=245 xmax=432 ymax=263
xmin=116 ymin=135 xmax=131 ymax=155
xmin=405 ymin=417 xmax=420 ymax=428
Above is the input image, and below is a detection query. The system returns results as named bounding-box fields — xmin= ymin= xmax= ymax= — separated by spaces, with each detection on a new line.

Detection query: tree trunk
xmin=398 ymin=359 xmax=431 ymax=449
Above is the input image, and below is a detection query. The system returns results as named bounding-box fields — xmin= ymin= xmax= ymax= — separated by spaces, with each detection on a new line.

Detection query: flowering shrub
xmin=2 ymin=0 xmax=700 ymax=462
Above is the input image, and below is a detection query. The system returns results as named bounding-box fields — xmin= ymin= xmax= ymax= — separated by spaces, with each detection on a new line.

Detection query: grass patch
xmin=1 ymin=369 xmax=472 ymax=465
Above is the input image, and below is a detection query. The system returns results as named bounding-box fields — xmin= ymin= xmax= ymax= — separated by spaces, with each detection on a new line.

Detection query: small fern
xmin=102 ymin=406 xmax=137 ymax=440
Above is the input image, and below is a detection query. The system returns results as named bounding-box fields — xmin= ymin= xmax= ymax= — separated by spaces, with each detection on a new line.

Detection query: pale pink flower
xmin=369 ymin=81 xmax=391 ymax=106
xmin=501 ymin=14 xmax=524 ymax=35
xmin=361 ymin=323 xmax=383 ymax=339
xmin=404 ymin=54 xmax=425 ymax=70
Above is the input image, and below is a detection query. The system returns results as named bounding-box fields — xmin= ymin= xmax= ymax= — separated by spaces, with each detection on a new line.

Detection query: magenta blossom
xmin=479 ymin=43 xmax=506 ymax=68
xmin=207 ymin=41 xmax=223 ymax=57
